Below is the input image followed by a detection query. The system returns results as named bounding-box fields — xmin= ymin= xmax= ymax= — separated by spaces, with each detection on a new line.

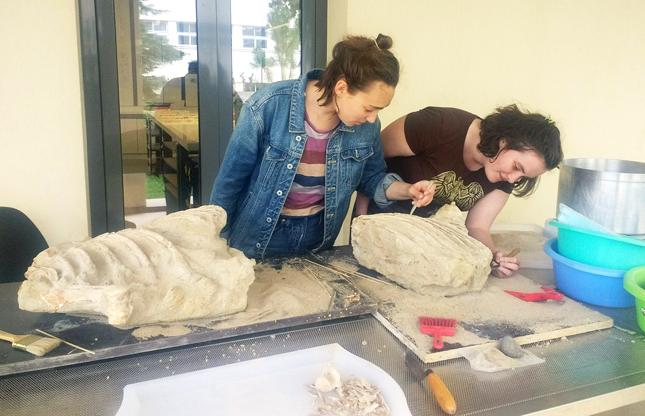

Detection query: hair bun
xmin=375 ymin=33 xmax=393 ymax=50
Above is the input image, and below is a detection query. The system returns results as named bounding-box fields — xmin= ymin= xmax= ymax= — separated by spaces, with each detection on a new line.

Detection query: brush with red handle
xmin=418 ymin=316 xmax=457 ymax=350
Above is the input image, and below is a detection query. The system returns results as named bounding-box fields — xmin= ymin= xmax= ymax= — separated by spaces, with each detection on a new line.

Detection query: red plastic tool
xmin=418 ymin=316 xmax=457 ymax=350
xmin=504 ymin=286 xmax=564 ymax=302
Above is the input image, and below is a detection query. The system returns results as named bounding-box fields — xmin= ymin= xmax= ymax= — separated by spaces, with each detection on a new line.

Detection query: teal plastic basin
xmin=624 ymin=267 xmax=645 ymax=333
xmin=548 ymin=220 xmax=645 ymax=270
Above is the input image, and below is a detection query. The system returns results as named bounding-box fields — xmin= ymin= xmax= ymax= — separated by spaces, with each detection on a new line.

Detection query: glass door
xmin=231 ymin=0 xmax=301 ymax=123
xmin=80 ymin=0 xmax=325 ymax=235
xmin=114 ymin=0 xmax=200 ymax=227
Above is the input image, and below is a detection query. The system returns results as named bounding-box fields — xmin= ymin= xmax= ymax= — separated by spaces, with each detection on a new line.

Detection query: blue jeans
xmin=264 ymin=211 xmax=324 ymax=257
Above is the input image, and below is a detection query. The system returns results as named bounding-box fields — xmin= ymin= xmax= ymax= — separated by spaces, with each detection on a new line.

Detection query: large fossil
xmin=18 ymin=206 xmax=255 ymax=327
xmin=351 ymin=204 xmax=492 ymax=296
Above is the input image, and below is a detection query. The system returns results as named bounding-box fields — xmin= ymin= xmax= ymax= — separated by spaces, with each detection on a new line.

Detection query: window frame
xmin=78 ymin=0 xmax=327 ymax=235
xmin=177 ymin=21 xmax=197 ymax=33
xmin=152 ymin=20 xmax=166 ymax=32
xmin=178 ymin=34 xmax=191 ymax=45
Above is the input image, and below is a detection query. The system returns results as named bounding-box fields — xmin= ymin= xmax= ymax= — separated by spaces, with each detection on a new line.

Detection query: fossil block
xmin=351 ymin=204 xmax=492 ymax=296
xmin=18 ymin=206 xmax=255 ymax=327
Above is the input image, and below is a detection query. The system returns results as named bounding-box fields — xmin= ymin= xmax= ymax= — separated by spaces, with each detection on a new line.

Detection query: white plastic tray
xmin=115 ymin=343 xmax=412 ymax=416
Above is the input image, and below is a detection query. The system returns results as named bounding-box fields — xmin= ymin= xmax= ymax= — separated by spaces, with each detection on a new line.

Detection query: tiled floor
xmin=124 ymin=198 xmax=166 ymax=228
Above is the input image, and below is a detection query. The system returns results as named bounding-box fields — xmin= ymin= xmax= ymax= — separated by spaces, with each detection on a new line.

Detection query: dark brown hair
xmin=479 ymin=104 xmax=563 ymax=197
xmin=315 ymin=34 xmax=400 ymax=105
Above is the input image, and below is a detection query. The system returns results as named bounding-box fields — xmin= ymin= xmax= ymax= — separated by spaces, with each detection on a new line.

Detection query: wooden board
xmin=312 ymin=247 xmax=613 ymax=364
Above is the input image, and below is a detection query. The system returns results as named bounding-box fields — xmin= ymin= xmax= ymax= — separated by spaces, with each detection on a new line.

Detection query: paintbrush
xmin=405 ymin=351 xmax=457 ymax=415
xmin=36 ymin=329 xmax=95 ymax=355
xmin=0 ymin=329 xmax=61 ymax=357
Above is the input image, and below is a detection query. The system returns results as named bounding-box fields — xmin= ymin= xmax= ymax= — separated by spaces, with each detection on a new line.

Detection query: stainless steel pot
xmin=557 ymin=158 xmax=645 ymax=236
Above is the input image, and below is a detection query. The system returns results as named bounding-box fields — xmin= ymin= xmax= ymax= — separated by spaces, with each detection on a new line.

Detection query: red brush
xmin=418 ymin=316 xmax=457 ymax=350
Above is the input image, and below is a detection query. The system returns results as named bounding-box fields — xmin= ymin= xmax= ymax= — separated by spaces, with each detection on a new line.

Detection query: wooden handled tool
xmin=424 ymin=368 xmax=457 ymax=415
xmin=405 ymin=351 xmax=457 ymax=415
xmin=0 ymin=329 xmax=61 ymax=356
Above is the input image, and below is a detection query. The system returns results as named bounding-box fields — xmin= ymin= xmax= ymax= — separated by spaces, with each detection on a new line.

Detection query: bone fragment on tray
xmin=309 ymin=364 xmax=390 ymax=416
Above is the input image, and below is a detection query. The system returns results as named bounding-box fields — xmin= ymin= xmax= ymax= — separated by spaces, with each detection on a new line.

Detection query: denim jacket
xmin=210 ymin=69 xmax=399 ymax=259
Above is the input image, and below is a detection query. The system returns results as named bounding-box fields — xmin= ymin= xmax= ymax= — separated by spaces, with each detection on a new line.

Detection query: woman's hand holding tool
xmin=409 ymin=180 xmax=436 ymax=215
xmin=491 ymin=248 xmax=520 ymax=278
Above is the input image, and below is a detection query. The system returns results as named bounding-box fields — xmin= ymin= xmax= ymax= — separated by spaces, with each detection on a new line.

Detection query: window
xmin=241 ymin=25 xmax=268 ymax=49
xmin=242 ymin=38 xmax=266 ymax=49
xmin=153 ymin=21 xmax=166 ymax=32
xmin=178 ymin=35 xmax=197 ymax=46
xmin=82 ymin=0 xmax=325 ymax=232
xmin=177 ymin=22 xmax=196 ymax=33
xmin=141 ymin=20 xmax=168 ymax=33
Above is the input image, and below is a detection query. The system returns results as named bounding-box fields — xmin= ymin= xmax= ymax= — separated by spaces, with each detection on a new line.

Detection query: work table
xmin=1 ymin=266 xmax=643 ymax=415
xmin=145 ymin=108 xmax=199 ymax=152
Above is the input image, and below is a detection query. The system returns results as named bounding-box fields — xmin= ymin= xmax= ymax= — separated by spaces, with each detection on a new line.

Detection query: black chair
xmin=0 ymin=207 xmax=48 ymax=283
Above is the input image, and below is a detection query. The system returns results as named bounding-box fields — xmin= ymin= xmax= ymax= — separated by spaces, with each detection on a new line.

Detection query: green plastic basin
xmin=549 ymin=220 xmax=645 ymax=270
xmin=624 ymin=266 xmax=645 ymax=333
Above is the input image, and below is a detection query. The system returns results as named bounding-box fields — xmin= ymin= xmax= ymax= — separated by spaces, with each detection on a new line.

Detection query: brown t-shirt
xmin=386 ymin=107 xmax=513 ymax=212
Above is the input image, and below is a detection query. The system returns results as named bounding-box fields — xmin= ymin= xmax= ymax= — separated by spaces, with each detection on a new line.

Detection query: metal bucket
xmin=557 ymin=158 xmax=645 ymax=236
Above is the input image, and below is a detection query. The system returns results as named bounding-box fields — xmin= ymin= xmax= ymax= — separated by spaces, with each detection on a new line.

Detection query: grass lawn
xmin=146 ymin=174 xmax=165 ymax=199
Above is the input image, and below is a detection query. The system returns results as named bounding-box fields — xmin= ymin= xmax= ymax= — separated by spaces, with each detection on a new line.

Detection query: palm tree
xmin=268 ymin=0 xmax=299 ymax=79
xmin=250 ymin=47 xmax=275 ymax=84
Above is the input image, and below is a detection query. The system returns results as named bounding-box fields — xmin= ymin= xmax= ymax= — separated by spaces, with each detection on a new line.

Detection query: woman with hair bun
xmin=355 ymin=104 xmax=563 ymax=277
xmin=210 ymin=34 xmax=435 ymax=259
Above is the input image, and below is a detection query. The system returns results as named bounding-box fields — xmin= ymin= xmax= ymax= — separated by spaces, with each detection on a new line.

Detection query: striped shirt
xmin=281 ymin=120 xmax=333 ymax=216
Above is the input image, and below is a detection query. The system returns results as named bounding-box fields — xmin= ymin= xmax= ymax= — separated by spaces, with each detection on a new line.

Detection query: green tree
xmin=250 ymin=47 xmax=276 ymax=83
xmin=268 ymin=0 xmax=300 ymax=79
xmin=138 ymin=0 xmax=184 ymax=102
xmin=139 ymin=29 xmax=184 ymax=75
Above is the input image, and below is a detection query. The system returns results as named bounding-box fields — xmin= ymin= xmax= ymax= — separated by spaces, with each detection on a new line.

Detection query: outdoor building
xmin=139 ymin=0 xmax=301 ymax=104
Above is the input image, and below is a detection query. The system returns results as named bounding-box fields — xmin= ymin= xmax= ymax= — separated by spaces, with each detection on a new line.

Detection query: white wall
xmin=329 ymin=0 xmax=645 ymax=226
xmin=0 ymin=1 xmax=89 ymax=245
xmin=3 ymin=1 xmax=643 ymax=247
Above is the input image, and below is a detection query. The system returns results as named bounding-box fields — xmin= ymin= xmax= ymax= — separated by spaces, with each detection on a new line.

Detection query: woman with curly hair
xmin=355 ymin=104 xmax=563 ymax=277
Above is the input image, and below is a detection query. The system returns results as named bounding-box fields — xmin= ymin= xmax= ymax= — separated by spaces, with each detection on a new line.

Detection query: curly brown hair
xmin=479 ymin=104 xmax=563 ymax=197
xmin=315 ymin=34 xmax=400 ymax=106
